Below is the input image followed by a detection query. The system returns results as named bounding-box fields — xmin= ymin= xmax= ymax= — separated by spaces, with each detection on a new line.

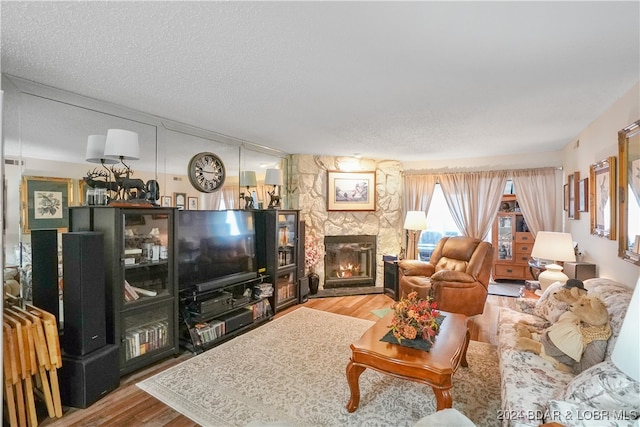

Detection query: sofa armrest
xmin=398 ymin=260 xmax=434 ymax=277
xmin=431 ymin=269 xmax=475 ymax=283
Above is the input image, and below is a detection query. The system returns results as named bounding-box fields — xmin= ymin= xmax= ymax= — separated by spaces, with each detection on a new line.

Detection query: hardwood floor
xmin=36 ymin=294 xmax=515 ymax=427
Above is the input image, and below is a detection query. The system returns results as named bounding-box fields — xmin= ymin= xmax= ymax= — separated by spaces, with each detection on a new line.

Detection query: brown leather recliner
xmin=398 ymin=236 xmax=494 ymax=316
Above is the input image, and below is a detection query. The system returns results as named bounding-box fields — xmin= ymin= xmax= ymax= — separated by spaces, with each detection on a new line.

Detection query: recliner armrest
xmin=431 ymin=269 xmax=475 ymax=283
xmin=398 ymin=260 xmax=435 ymax=277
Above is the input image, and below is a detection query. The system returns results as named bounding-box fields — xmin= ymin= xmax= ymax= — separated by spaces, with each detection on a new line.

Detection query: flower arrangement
xmin=304 ymin=233 xmax=322 ymax=275
xmin=389 ymin=291 xmax=441 ymax=343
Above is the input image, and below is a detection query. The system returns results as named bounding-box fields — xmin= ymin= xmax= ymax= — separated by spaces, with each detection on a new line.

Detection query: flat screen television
xmin=176 ymin=210 xmax=257 ymax=292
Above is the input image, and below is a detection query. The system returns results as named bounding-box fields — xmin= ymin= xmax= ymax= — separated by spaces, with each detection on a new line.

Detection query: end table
xmin=383 ymin=261 xmax=400 ymax=301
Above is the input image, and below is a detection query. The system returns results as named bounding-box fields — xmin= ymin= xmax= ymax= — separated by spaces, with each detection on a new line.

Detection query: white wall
xmin=562 ymin=81 xmax=640 ymax=287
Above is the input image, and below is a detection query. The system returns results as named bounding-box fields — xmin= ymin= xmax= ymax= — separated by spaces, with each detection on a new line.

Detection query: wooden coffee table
xmin=346 ymin=311 xmax=470 ymax=412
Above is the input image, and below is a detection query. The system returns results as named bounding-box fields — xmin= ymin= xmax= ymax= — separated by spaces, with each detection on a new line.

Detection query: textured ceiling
xmin=1 ymin=1 xmax=639 ymax=163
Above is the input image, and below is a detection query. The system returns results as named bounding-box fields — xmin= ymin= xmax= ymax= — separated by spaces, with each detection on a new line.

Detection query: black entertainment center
xmin=176 ymin=209 xmax=301 ymax=353
xmin=178 ymin=273 xmax=273 ymax=353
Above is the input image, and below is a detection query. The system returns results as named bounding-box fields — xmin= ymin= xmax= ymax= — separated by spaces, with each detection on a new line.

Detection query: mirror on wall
xmin=240 ymin=146 xmax=288 ymax=210
xmin=2 ymin=75 xmax=290 ymax=274
xmin=618 ymin=119 xmax=640 ymax=265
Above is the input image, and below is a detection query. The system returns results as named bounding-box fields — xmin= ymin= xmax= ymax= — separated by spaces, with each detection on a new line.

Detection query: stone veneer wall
xmin=289 ymin=155 xmax=404 ymax=291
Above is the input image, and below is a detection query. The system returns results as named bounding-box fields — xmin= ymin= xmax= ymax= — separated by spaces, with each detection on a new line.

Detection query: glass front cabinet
xmin=255 ymin=210 xmax=300 ymax=313
xmin=69 ymin=207 xmax=178 ymax=375
xmin=491 ymin=195 xmax=535 ymax=281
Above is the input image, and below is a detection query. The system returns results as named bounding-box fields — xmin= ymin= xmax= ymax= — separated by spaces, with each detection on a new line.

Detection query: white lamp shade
xmin=240 ymin=171 xmax=257 ymax=187
xmin=264 ymin=168 xmax=284 ymax=186
xmin=611 ymin=278 xmax=640 ymax=382
xmin=531 ymin=231 xmax=576 ymax=263
xmin=104 ymin=129 xmax=140 ymax=160
xmin=532 ymin=231 xmax=576 ymax=292
xmin=86 ymin=135 xmax=119 ymax=164
xmin=403 ymin=211 xmax=427 ymax=231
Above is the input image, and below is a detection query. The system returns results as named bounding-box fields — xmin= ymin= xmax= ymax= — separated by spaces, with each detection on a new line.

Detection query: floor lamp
xmin=404 ymin=211 xmax=427 ymax=260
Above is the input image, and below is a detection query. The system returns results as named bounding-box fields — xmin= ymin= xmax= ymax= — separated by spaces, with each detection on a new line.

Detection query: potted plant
xmin=305 ymin=233 xmax=322 ymax=294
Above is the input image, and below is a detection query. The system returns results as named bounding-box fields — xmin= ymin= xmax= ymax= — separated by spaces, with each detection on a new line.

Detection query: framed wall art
xmin=161 ymin=196 xmax=172 ymax=207
xmin=578 ymin=178 xmax=589 ymax=212
xmin=174 ymin=192 xmax=186 ymax=210
xmin=21 ymin=176 xmax=74 ymax=233
xmin=187 ymin=196 xmax=198 ymax=210
xmin=327 ymin=171 xmax=376 ymax=211
xmin=567 ymin=171 xmax=579 ymax=220
xmin=589 ymin=156 xmax=616 ymax=240
xmin=617 ymin=119 xmax=640 ymax=264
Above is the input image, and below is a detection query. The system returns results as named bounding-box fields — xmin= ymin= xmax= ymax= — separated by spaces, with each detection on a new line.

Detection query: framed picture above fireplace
xmin=327 ymin=171 xmax=376 ymax=211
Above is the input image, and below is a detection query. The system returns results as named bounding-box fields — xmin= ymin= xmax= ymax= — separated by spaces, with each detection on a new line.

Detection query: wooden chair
xmin=4 ymin=313 xmax=38 ymax=426
xmin=4 ymin=302 xmax=63 ymax=423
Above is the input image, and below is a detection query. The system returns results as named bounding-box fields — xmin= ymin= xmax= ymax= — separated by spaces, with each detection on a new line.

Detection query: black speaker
xmin=60 ymin=345 xmax=120 ymax=409
xmin=299 ymin=277 xmax=309 ymax=303
xmin=62 ymin=232 xmax=106 ymax=356
xmin=31 ymin=229 xmax=60 ymax=320
xmin=297 ymin=219 xmax=309 ymax=303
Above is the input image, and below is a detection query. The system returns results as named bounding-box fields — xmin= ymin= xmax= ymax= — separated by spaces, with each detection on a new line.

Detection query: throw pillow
xmin=534 ymin=281 xmax=570 ymax=323
xmin=547 ymin=399 xmax=638 ymax=427
xmin=562 ymin=361 xmax=640 ymax=414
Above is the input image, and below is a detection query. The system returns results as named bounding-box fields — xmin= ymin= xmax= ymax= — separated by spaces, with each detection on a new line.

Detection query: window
xmin=418 ymin=184 xmax=461 ymax=261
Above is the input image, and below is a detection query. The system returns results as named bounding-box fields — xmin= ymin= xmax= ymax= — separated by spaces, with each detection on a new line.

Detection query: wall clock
xmin=187 ymin=152 xmax=226 ymax=193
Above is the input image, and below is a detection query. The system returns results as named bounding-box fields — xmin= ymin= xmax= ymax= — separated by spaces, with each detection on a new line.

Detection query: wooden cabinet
xmin=255 ymin=210 xmax=300 ymax=313
xmin=69 ymin=206 xmax=179 ymax=375
xmin=492 ymin=195 xmax=535 ymax=281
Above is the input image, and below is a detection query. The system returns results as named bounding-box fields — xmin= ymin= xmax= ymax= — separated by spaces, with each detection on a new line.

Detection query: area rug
xmin=137 ymin=307 xmax=501 ymax=427
xmin=488 ymin=282 xmax=523 ymax=297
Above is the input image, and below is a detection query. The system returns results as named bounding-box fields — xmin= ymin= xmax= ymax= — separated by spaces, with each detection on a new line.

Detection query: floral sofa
xmin=497 ymin=278 xmax=639 ymax=427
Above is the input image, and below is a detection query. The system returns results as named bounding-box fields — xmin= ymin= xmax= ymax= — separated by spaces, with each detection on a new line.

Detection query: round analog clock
xmin=187 ymin=152 xmax=226 ymax=193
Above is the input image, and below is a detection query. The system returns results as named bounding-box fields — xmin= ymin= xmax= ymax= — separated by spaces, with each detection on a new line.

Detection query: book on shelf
xmin=131 ymin=286 xmax=158 ymax=297
xmin=124 ymin=280 xmax=140 ymax=301
xmin=124 ymin=320 xmax=169 ymax=360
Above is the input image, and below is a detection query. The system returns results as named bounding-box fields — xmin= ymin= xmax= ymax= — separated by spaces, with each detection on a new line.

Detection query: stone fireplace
xmin=324 ymin=235 xmax=376 ymax=288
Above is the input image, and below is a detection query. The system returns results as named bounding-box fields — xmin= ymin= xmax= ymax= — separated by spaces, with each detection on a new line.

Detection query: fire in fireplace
xmin=324 ymin=235 xmax=376 ymax=288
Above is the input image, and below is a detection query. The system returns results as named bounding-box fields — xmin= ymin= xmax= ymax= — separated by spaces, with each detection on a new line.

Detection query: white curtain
xmin=438 ymin=171 xmax=508 ymax=240
xmin=201 ymin=186 xmax=240 ymax=210
xmin=404 ymin=174 xmax=438 ymax=212
xmin=511 ymin=168 xmax=557 ymax=236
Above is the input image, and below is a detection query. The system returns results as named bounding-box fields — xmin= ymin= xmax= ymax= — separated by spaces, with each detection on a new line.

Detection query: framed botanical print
xmin=21 ymin=176 xmax=74 ymax=233
xmin=578 ymin=178 xmax=589 ymax=212
xmin=187 ymin=196 xmax=198 ymax=210
xmin=327 ymin=171 xmax=376 ymax=211
xmin=589 ymin=156 xmax=616 ymax=239
xmin=567 ymin=171 xmax=579 ymax=220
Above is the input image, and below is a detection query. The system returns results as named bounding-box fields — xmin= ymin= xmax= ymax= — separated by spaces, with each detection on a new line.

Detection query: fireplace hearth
xmin=324 ymin=235 xmax=376 ymax=288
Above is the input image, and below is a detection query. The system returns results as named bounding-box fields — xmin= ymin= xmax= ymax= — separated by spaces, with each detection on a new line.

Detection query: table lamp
xmin=530 ymin=231 xmax=576 ymax=293
xmin=240 ymin=171 xmax=257 ymax=209
xmin=103 ymin=129 xmax=140 ymax=171
xmin=85 ymin=134 xmax=119 ymax=203
xmin=403 ymin=211 xmax=427 ymax=260
xmin=264 ymin=168 xmax=284 ymax=209
xmin=103 ymin=129 xmax=140 ymax=201
xmin=86 ymin=135 xmax=119 ymax=166
xmin=611 ymin=278 xmax=640 ymax=382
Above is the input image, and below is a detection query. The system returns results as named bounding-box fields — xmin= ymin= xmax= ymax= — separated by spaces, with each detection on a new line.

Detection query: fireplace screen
xmin=324 ymin=235 xmax=376 ymax=288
